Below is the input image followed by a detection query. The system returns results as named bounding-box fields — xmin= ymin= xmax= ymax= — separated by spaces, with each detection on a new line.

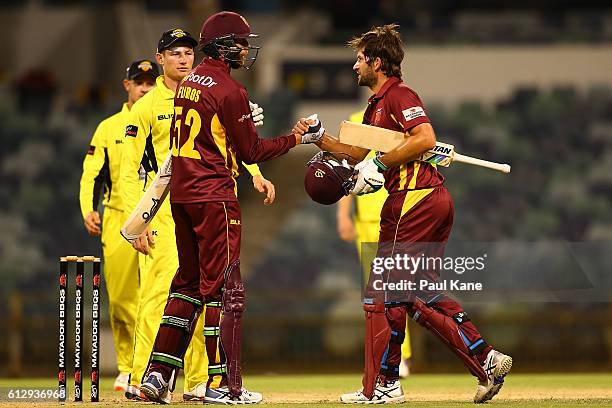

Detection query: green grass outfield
xmin=1 ymin=373 xmax=611 ymax=407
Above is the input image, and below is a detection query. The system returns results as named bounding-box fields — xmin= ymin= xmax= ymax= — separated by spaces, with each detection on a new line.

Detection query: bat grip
xmin=454 ymin=153 xmax=511 ymax=173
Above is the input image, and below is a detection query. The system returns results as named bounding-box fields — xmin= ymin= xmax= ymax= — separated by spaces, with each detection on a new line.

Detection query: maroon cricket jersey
xmin=363 ymin=77 xmax=445 ymax=193
xmin=170 ymin=58 xmax=296 ymax=203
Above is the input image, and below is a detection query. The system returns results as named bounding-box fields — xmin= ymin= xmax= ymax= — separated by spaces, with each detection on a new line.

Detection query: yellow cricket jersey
xmin=79 ymin=103 xmax=130 ymax=218
xmin=121 ymin=76 xmax=261 ymax=217
xmin=349 ymin=110 xmax=389 ymax=223
xmin=121 ymin=76 xmax=175 ymax=217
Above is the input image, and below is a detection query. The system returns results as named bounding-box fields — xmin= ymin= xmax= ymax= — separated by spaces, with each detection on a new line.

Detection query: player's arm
xmin=120 ymin=103 xmax=151 ymax=216
xmin=120 ymin=151 xmax=171 ymax=243
xmin=120 ymin=102 xmax=156 ymax=254
xmin=351 ymin=93 xmax=434 ymax=195
xmin=219 ymin=88 xmax=297 ymax=164
xmin=292 ymin=118 xmax=370 ymax=164
xmin=376 ymin=92 xmax=435 ymax=169
xmin=251 ymin=174 xmax=275 ymax=205
xmin=242 ymin=163 xmax=275 ymax=205
xmin=376 ymin=123 xmax=436 ymax=169
xmin=317 ymin=133 xmax=370 ymax=165
xmin=243 ymin=163 xmax=262 ymax=176
xmin=79 ymin=122 xmax=108 ymax=236
xmin=337 ymin=195 xmax=356 ymax=242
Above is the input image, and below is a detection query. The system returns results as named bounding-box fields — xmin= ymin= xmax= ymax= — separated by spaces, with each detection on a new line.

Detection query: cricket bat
xmin=338 ymin=121 xmax=511 ymax=173
xmin=120 ymin=151 xmax=172 ymax=243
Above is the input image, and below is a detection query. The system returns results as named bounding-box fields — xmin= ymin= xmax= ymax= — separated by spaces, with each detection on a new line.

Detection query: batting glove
xmin=301 ymin=114 xmax=325 ymax=144
xmin=249 ymin=101 xmax=264 ymax=127
xmin=350 ymin=157 xmax=387 ymax=195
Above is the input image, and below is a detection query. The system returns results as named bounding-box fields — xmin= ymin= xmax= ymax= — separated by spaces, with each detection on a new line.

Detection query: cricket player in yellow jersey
xmin=120 ymin=28 xmax=271 ymax=402
xmin=79 ymin=59 xmax=158 ymax=392
xmin=336 ymin=110 xmax=412 ymax=378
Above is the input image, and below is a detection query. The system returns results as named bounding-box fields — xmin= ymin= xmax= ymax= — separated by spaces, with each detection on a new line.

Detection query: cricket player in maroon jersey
xmin=295 ymin=24 xmax=512 ymax=404
xmin=138 ymin=11 xmax=323 ymax=404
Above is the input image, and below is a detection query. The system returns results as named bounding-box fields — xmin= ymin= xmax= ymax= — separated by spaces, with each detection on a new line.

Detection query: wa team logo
xmin=314 ymin=169 xmax=326 ymax=178
xmin=138 ymin=61 xmax=153 ymax=71
xmin=171 ymin=29 xmax=187 ymax=38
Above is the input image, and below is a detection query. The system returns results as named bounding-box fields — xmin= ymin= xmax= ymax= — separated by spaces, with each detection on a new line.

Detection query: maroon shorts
xmin=365 ymin=187 xmax=454 ymax=302
xmin=170 ymin=202 xmax=241 ymax=303
xmin=379 ymin=186 xmax=453 ymax=244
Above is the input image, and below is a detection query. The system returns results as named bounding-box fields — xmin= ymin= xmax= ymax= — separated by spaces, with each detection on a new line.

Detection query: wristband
xmin=373 ymin=157 xmax=388 ymax=172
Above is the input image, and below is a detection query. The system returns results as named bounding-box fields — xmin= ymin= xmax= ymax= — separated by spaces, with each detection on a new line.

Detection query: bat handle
xmin=454 ymin=153 xmax=511 ymax=173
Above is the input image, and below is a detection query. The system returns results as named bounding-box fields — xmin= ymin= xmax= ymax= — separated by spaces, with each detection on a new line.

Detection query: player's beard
xmin=358 ymin=66 xmax=377 ymax=88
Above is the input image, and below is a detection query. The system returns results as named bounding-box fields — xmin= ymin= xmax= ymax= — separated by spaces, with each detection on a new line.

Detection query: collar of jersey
xmin=368 ymin=76 xmax=401 ymax=103
xmin=156 ymin=75 xmax=175 ymax=99
xmin=121 ymin=102 xmax=130 ymax=114
xmin=202 ymin=57 xmax=231 ymax=73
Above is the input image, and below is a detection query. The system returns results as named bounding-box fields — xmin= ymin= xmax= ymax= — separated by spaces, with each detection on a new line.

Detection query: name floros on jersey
xmin=178 ymin=73 xmax=219 ymax=103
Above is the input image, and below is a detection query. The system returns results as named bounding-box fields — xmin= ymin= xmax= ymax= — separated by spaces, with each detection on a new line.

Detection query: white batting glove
xmin=301 ymin=114 xmax=325 ymax=144
xmin=350 ymin=158 xmax=386 ymax=195
xmin=249 ymin=101 xmax=264 ymax=127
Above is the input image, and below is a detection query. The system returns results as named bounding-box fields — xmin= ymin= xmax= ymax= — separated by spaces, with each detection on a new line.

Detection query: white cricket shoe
xmin=204 ymin=386 xmax=263 ymax=404
xmin=140 ymin=372 xmax=172 ymax=404
xmin=182 ymin=382 xmax=207 ymax=401
xmin=474 ymin=349 xmax=513 ymax=403
xmin=114 ymin=373 xmax=130 ymax=392
xmin=340 ymin=380 xmax=404 ymax=404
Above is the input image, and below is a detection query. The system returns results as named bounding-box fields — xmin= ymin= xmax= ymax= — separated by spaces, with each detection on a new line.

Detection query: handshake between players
xmin=293 ymin=115 xmax=386 ymax=203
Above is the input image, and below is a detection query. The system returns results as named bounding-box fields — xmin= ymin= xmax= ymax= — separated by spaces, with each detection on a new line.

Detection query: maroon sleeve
xmin=387 ymin=87 xmax=430 ymax=132
xmin=218 ymin=88 xmax=296 ymax=164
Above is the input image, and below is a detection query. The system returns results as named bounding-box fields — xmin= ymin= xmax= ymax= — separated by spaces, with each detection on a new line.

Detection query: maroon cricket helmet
xmin=199 ymin=11 xmax=260 ymax=69
xmin=200 ymin=11 xmax=257 ymax=45
xmin=304 ymin=151 xmax=355 ymax=205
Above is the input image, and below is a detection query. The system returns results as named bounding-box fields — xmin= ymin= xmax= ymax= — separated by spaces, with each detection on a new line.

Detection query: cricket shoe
xmin=474 ymin=349 xmax=513 ymax=403
xmin=204 ymin=386 xmax=263 ymax=404
xmin=140 ymin=372 xmax=172 ymax=404
xmin=182 ymin=382 xmax=207 ymax=401
xmin=114 ymin=373 xmax=130 ymax=392
xmin=125 ymin=384 xmax=147 ymax=401
xmin=340 ymin=380 xmax=404 ymax=404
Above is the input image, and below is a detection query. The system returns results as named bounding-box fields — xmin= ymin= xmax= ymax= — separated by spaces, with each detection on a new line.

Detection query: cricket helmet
xmin=199 ymin=11 xmax=259 ymax=69
xmin=304 ymin=151 xmax=355 ymax=205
